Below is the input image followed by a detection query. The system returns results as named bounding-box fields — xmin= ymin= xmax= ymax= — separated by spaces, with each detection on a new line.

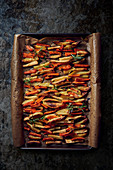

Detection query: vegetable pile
xmin=22 ymin=38 xmax=90 ymax=146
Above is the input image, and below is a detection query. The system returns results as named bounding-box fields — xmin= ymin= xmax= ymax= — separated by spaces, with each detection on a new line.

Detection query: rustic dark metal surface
xmin=0 ymin=0 xmax=113 ymax=169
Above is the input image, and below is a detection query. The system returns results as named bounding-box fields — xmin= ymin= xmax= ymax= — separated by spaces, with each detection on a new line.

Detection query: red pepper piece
xmin=24 ymin=69 xmax=37 ymax=75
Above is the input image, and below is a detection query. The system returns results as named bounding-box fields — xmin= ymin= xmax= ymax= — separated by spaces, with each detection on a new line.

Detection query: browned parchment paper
xmin=11 ymin=35 xmax=39 ymax=147
xmin=88 ymin=33 xmax=101 ymax=148
xmin=11 ymin=33 xmax=101 ymax=148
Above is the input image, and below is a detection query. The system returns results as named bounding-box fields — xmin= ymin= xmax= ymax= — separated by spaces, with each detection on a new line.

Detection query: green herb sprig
xmin=71 ymin=54 xmax=83 ymax=61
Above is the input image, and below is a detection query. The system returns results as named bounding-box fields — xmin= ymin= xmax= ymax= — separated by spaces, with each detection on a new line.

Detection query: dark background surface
xmin=0 ymin=0 xmax=113 ymax=170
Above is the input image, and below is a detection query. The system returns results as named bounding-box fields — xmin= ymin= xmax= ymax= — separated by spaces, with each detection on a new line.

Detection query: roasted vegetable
xmin=22 ymin=38 xmax=90 ymax=147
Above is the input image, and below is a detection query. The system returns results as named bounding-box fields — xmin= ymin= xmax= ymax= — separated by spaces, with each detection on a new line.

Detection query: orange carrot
xmin=73 ymin=81 xmax=85 ymax=85
xmin=24 ymin=69 xmax=37 ymax=75
xmin=49 ymin=51 xmax=61 ymax=55
xmin=30 ymin=78 xmax=42 ymax=83
xmin=35 ymin=96 xmax=44 ymax=104
xmin=34 ymin=86 xmax=47 ymax=90
xmin=74 ymin=64 xmax=90 ymax=67
xmin=44 ymin=110 xmax=57 ymax=115
xmin=71 ymin=137 xmax=85 ymax=141
xmin=41 ymin=103 xmax=48 ymax=109
xmin=24 ymin=127 xmax=30 ymax=131
xmin=75 ymin=78 xmax=90 ymax=82
xmin=65 ymin=52 xmax=77 ymax=56
xmin=42 ymin=137 xmax=54 ymax=141
xmin=22 ymin=101 xmax=34 ymax=107
xmin=26 ymin=90 xmax=39 ymax=96
xmin=23 ymin=52 xmax=35 ymax=58
xmin=24 ymin=84 xmax=31 ymax=88
xmin=26 ymin=45 xmax=34 ymax=52
xmin=23 ymin=108 xmax=37 ymax=113
xmin=36 ymin=43 xmax=50 ymax=47
xmin=59 ymin=65 xmax=71 ymax=70
xmin=71 ymin=112 xmax=83 ymax=115
xmin=29 ymin=132 xmax=41 ymax=137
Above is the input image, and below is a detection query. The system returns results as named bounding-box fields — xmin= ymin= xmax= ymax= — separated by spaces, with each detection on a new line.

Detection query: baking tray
xmin=11 ymin=33 xmax=101 ymax=150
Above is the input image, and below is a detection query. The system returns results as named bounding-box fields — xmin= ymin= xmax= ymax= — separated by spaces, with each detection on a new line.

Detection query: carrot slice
xmin=26 ymin=90 xmax=39 ymax=96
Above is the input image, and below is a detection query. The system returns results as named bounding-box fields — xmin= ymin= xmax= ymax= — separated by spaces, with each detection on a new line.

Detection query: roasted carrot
xmin=71 ymin=137 xmax=85 ymax=141
xmin=24 ymin=69 xmax=37 ymax=75
xmin=22 ymin=101 xmax=34 ymax=107
xmin=45 ymin=76 xmax=53 ymax=80
xmin=23 ymin=108 xmax=37 ymax=113
xmin=73 ymin=81 xmax=85 ymax=85
xmin=30 ymin=78 xmax=43 ymax=83
xmin=41 ymin=129 xmax=52 ymax=134
xmin=71 ymin=112 xmax=83 ymax=115
xmin=59 ymin=65 xmax=71 ymax=70
xmin=24 ymin=127 xmax=30 ymax=131
xmin=42 ymin=137 xmax=54 ymax=141
xmin=74 ymin=64 xmax=90 ymax=67
xmin=65 ymin=52 xmax=77 ymax=56
xmin=35 ymin=96 xmax=44 ymax=104
xmin=36 ymin=43 xmax=50 ymax=47
xmin=26 ymin=90 xmax=39 ymax=96
xmin=41 ymin=103 xmax=48 ymax=108
xmin=49 ymin=51 xmax=61 ymax=55
xmin=27 ymin=141 xmax=41 ymax=145
xmin=44 ymin=110 xmax=57 ymax=115
xmin=29 ymin=132 xmax=42 ymax=137
xmin=26 ymin=45 xmax=34 ymax=51
xmin=75 ymin=78 xmax=90 ymax=82
xmin=23 ymin=52 xmax=35 ymax=58
xmin=72 ymin=102 xmax=83 ymax=106
xmin=24 ymin=84 xmax=31 ymax=88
